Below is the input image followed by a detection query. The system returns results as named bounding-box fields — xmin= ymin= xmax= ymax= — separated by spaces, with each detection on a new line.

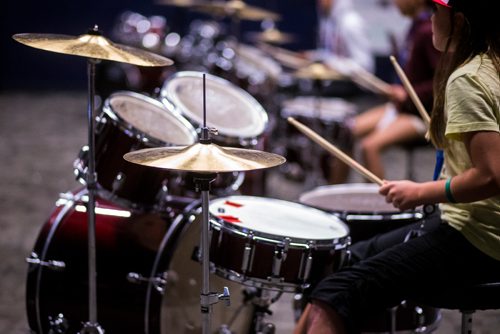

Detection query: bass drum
xmin=26 ymin=188 xmax=253 ymax=334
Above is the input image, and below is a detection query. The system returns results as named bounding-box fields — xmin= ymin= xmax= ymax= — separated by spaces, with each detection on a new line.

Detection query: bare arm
xmin=380 ymin=131 xmax=500 ymax=210
xmin=450 ymin=131 xmax=500 ymax=201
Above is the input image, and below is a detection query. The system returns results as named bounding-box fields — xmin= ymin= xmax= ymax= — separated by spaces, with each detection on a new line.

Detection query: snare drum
xmin=204 ymin=195 xmax=350 ymax=292
xmin=299 ymin=183 xmax=424 ymax=243
xmin=160 ymin=71 xmax=268 ymax=149
xmin=26 ymin=189 xmax=254 ymax=334
xmin=74 ymin=91 xmax=197 ymax=208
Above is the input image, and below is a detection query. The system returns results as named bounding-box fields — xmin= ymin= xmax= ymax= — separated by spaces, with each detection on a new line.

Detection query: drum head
xmin=106 ymin=91 xmax=197 ymax=146
xmin=161 ymin=72 xmax=268 ymax=138
xmin=299 ymin=183 xmax=399 ymax=213
xmin=235 ymin=44 xmax=282 ymax=82
xmin=281 ymin=96 xmax=357 ymax=122
xmin=209 ymin=195 xmax=349 ymax=241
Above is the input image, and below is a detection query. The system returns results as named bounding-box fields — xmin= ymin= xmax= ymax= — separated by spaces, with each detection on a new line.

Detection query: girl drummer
xmin=295 ymin=0 xmax=500 ymax=332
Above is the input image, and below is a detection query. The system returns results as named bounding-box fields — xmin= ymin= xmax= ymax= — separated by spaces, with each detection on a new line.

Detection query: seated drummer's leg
xmin=350 ymin=212 xmax=441 ymax=264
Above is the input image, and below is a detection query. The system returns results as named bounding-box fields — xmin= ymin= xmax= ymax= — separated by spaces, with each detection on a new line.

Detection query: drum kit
xmin=14 ymin=2 xmax=440 ymax=333
xmin=14 ymin=19 xmax=350 ymax=334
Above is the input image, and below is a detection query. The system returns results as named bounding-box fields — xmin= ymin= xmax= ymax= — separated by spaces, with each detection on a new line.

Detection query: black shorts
xmin=309 ymin=214 xmax=500 ymax=333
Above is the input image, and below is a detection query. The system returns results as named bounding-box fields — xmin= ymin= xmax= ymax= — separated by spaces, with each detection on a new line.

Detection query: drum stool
xmin=422 ymin=281 xmax=500 ymax=334
xmin=400 ymin=137 xmax=430 ymax=180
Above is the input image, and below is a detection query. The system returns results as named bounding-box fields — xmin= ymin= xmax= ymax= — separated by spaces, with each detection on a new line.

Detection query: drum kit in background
xmin=14 ymin=1 xmax=441 ymax=333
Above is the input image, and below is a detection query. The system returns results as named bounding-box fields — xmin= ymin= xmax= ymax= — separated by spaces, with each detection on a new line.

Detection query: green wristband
xmin=445 ymin=177 xmax=457 ymax=203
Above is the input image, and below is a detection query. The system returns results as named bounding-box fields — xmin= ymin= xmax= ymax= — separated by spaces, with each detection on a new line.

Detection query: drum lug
xmin=112 ymin=172 xmax=126 ymax=193
xmin=239 ymin=137 xmax=257 ymax=147
xmin=26 ymin=252 xmax=66 ymax=271
xmin=241 ymin=231 xmax=255 ymax=274
xmin=126 ymin=272 xmax=168 ymax=293
xmin=269 ymin=237 xmax=290 ymax=281
xmin=298 ymin=241 xmax=315 ymax=282
xmin=414 ymin=305 xmax=428 ymax=333
xmin=48 ymin=313 xmax=69 ymax=334
xmin=95 ymin=115 xmax=107 ymax=134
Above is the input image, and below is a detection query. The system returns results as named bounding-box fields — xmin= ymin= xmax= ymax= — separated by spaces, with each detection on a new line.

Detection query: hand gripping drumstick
xmin=287 ymin=117 xmax=383 ymax=186
xmin=390 ymin=55 xmax=431 ymax=128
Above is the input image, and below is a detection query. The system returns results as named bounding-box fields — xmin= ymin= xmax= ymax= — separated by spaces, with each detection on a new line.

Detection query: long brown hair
xmin=430 ymin=0 xmax=500 ymax=148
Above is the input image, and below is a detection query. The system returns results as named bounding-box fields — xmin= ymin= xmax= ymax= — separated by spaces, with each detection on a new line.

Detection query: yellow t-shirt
xmin=440 ymin=54 xmax=500 ymax=261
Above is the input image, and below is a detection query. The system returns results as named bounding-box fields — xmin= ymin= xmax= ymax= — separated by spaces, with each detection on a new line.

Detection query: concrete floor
xmin=1 ymin=92 xmax=499 ymax=333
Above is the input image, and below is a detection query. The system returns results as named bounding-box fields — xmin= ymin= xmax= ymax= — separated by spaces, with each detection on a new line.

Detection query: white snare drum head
xmin=300 ymin=183 xmax=397 ymax=212
xmin=282 ymin=96 xmax=357 ymax=122
xmin=210 ymin=196 xmax=348 ymax=240
xmin=107 ymin=92 xmax=197 ymax=146
xmin=161 ymin=72 xmax=268 ymax=138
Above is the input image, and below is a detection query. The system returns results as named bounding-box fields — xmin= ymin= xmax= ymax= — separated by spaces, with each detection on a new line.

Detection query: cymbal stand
xmin=197 ymin=74 xmax=231 ymax=334
xmin=80 ymin=27 xmax=104 ymax=334
xmin=304 ymin=79 xmax=326 ymax=188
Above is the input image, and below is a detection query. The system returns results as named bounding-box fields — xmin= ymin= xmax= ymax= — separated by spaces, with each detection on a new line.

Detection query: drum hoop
xmin=208 ymin=196 xmax=350 ymax=245
xmin=281 ymin=96 xmax=357 ymax=123
xmin=213 ymin=267 xmax=309 ymax=293
xmin=160 ymin=71 xmax=269 ymax=138
xmin=235 ymin=44 xmax=282 ymax=80
xmin=104 ymin=91 xmax=198 ymax=146
xmin=299 ymin=183 xmax=424 ymax=218
xmin=32 ymin=188 xmax=87 ymax=334
xmin=145 ymin=198 xmax=201 ymax=333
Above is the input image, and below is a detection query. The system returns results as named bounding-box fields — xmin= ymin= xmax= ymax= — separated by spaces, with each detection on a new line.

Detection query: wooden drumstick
xmin=389 ymin=55 xmax=431 ymax=128
xmin=351 ymin=68 xmax=392 ymax=96
xmin=287 ymin=117 xmax=383 ymax=186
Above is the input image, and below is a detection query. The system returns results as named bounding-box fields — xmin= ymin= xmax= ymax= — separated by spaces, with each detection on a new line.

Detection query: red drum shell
xmin=26 ymin=189 xmax=253 ymax=334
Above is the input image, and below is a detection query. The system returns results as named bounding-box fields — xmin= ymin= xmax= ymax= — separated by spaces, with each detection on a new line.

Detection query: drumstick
xmin=351 ymin=68 xmax=392 ymax=96
xmin=287 ymin=117 xmax=383 ymax=186
xmin=389 ymin=55 xmax=431 ymax=127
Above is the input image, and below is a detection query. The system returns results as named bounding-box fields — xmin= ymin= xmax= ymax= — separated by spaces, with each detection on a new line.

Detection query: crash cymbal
xmin=13 ymin=30 xmax=173 ymax=67
xmin=192 ymin=0 xmax=281 ymax=21
xmin=293 ymin=62 xmax=343 ymax=81
xmin=123 ymin=142 xmax=286 ymax=173
xmin=247 ymin=28 xmax=297 ymax=45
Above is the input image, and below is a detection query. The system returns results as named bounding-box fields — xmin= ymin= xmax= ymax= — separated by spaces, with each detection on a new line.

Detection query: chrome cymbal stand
xmin=80 ymin=27 xmax=104 ymax=334
xmin=197 ymin=74 xmax=231 ymax=334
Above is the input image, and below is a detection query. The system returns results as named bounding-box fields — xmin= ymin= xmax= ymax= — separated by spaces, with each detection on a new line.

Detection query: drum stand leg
xmin=249 ymin=288 xmax=282 ymax=334
xmin=79 ymin=55 xmax=104 ymax=334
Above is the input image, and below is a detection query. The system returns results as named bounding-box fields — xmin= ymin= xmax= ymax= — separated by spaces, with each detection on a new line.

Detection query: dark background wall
xmin=1 ymin=0 xmax=316 ymax=91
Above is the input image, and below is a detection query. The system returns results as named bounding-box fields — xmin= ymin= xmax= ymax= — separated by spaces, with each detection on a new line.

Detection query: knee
xmin=360 ymin=137 xmax=381 ymax=156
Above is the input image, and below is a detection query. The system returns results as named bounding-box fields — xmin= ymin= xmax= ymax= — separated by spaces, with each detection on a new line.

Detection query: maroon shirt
xmin=397 ymin=12 xmax=441 ymax=116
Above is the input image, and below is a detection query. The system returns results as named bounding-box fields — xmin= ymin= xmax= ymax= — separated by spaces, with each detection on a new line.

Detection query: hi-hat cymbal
xmin=293 ymin=62 xmax=343 ymax=81
xmin=124 ymin=142 xmax=286 ymax=173
xmin=192 ymin=0 xmax=281 ymax=21
xmin=13 ymin=30 xmax=173 ymax=67
xmin=247 ymin=28 xmax=297 ymax=45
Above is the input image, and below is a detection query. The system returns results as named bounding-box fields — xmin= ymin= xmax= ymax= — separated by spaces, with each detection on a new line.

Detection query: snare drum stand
xmin=80 ymin=51 xmax=105 ymax=334
xmin=250 ymin=288 xmax=282 ymax=334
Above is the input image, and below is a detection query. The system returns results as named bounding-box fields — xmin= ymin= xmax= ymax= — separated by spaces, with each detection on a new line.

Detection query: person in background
xmin=315 ymin=0 xmax=375 ymax=73
xmin=342 ymin=0 xmax=440 ymax=181
xmin=294 ymin=0 xmax=500 ymax=332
